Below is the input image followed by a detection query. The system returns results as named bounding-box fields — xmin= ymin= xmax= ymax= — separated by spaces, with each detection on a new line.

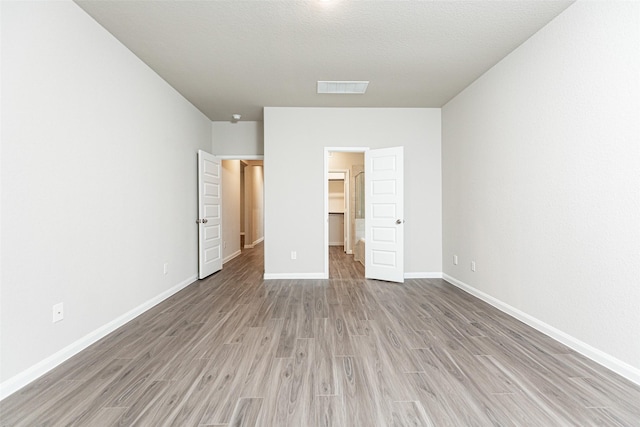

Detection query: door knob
xmin=196 ymin=219 xmax=209 ymax=224
xmin=203 ymin=219 xmax=208 ymax=223
xmin=396 ymin=219 xmax=404 ymax=224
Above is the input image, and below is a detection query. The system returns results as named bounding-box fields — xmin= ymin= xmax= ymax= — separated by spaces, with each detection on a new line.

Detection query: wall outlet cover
xmin=53 ymin=303 xmax=64 ymax=323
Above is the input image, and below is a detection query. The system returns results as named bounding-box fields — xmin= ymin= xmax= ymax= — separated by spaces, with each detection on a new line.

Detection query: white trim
xmin=264 ymin=272 xmax=443 ymax=280
xmin=324 ymin=150 xmax=329 ymax=279
xmin=442 ymin=274 xmax=640 ymax=387
xmin=215 ymin=155 xmax=264 ymax=160
xmin=244 ymin=237 xmax=264 ymax=249
xmin=223 ymin=250 xmax=242 ymax=264
xmin=264 ymin=272 xmax=328 ymax=280
xmin=404 ymin=272 xmax=443 ymax=279
xmin=344 ymin=169 xmax=350 ymax=253
xmin=325 ymin=147 xmax=371 ymax=152
xmin=0 ymin=274 xmax=198 ymax=401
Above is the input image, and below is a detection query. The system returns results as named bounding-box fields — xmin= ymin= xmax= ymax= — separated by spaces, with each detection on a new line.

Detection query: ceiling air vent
xmin=317 ymin=81 xmax=369 ymax=94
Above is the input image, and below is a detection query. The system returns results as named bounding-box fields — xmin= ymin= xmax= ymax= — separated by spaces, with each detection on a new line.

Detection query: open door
xmin=365 ymin=146 xmax=404 ymax=283
xmin=197 ymin=150 xmax=223 ymax=279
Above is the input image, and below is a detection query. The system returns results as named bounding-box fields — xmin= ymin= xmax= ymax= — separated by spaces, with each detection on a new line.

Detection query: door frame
xmin=328 ymin=169 xmax=348 ymax=251
xmin=323 ymin=147 xmax=368 ymax=278
xmin=214 ymin=154 xmax=264 ymax=261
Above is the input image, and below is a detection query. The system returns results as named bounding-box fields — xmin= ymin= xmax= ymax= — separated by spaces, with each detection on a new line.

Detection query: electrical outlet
xmin=52 ymin=303 xmax=64 ymax=323
xmin=163 ymin=262 xmax=168 ymax=275
xmin=453 ymin=255 xmax=458 ymax=265
xmin=471 ymin=261 xmax=476 ymax=272
xmin=291 ymin=251 xmax=297 ymax=260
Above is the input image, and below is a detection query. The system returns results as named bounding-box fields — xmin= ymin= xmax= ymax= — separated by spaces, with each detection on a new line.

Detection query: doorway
xmin=220 ymin=158 xmax=264 ymax=265
xmin=240 ymin=160 xmax=264 ymax=250
xmin=324 ymin=146 xmax=405 ymax=282
xmin=325 ymin=149 xmax=366 ymax=279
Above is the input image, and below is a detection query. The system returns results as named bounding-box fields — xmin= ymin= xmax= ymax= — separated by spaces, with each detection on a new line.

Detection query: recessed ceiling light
xmin=317 ymin=81 xmax=369 ymax=94
xmin=232 ymin=114 xmax=241 ymax=120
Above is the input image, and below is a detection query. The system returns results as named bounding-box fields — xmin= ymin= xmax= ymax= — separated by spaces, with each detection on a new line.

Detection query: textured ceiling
xmin=75 ymin=0 xmax=574 ymax=121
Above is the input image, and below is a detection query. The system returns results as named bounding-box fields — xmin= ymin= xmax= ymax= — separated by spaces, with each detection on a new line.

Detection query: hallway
xmin=328 ymin=246 xmax=364 ymax=279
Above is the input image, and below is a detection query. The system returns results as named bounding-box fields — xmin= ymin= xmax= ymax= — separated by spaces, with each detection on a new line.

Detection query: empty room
xmin=1 ymin=0 xmax=639 ymax=425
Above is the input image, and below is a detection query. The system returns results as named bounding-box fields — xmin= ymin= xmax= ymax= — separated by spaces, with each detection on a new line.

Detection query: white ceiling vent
xmin=317 ymin=81 xmax=369 ymax=94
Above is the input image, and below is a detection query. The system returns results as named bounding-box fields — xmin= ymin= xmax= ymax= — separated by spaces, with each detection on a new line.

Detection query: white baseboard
xmin=0 ymin=274 xmax=198 ymax=401
xmin=263 ymin=272 xmax=442 ymax=280
xmin=244 ymin=237 xmax=264 ymax=249
xmin=442 ymin=274 xmax=640 ymax=387
xmin=223 ymin=250 xmax=242 ymax=264
xmin=264 ymin=272 xmax=328 ymax=280
xmin=404 ymin=272 xmax=443 ymax=279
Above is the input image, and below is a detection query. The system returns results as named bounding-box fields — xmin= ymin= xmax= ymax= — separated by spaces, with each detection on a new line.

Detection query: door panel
xmin=365 ymin=146 xmax=404 ymax=283
xmin=198 ymin=150 xmax=223 ymax=279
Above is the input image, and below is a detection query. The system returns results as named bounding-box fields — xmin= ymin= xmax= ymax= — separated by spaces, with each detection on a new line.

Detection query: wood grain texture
xmin=2 ymin=244 xmax=639 ymax=426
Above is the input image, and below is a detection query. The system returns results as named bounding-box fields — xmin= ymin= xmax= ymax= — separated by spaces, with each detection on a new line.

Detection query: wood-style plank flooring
xmin=2 ymin=244 xmax=640 ymax=426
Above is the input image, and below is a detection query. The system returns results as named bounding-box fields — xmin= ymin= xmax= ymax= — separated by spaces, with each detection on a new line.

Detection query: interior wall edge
xmin=442 ymin=273 xmax=640 ymax=387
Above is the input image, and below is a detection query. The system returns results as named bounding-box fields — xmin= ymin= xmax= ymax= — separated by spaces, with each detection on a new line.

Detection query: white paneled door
xmin=197 ymin=150 xmax=223 ymax=279
xmin=365 ymin=147 xmax=404 ymax=283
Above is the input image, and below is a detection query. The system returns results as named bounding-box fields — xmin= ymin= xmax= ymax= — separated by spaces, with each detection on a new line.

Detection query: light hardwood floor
xmin=2 ymin=244 xmax=639 ymax=426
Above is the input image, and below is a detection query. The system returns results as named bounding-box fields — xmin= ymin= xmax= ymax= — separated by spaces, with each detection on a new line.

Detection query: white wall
xmin=1 ymin=1 xmax=212 ymax=396
xmin=264 ymin=108 xmax=441 ymax=278
xmin=222 ymin=160 xmax=242 ymax=262
xmin=212 ymin=121 xmax=264 ymax=156
xmin=442 ymin=1 xmax=640 ymax=382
